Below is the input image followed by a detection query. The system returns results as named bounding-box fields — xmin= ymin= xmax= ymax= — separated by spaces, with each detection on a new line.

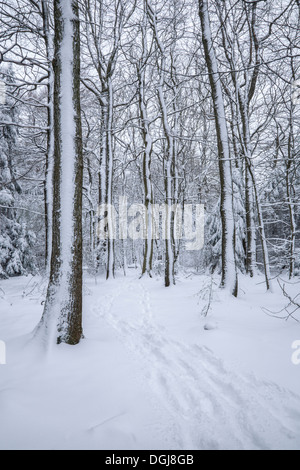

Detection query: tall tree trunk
xmin=286 ymin=110 xmax=296 ymax=279
xmin=147 ymin=0 xmax=175 ymax=287
xmin=245 ymin=165 xmax=256 ymax=277
xmin=97 ymin=80 xmax=115 ymax=280
xmin=249 ymin=166 xmax=271 ymax=291
xmin=241 ymin=115 xmax=270 ymax=289
xmin=105 ymin=78 xmax=115 ymax=280
xmin=42 ymin=0 xmax=54 ymax=273
xmin=139 ymin=16 xmax=154 ymax=278
xmin=171 ymin=62 xmax=180 ymax=278
xmin=238 ymin=98 xmax=257 ymax=278
xmin=37 ymin=0 xmax=83 ymax=346
xmin=96 ymin=103 xmax=107 ymax=272
xmin=239 ymin=93 xmax=271 ymax=290
xmin=164 ymin=158 xmax=175 ymax=287
xmin=199 ymin=0 xmax=238 ymax=297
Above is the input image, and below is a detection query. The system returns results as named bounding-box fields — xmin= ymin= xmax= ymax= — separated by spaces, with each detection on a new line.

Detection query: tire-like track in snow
xmin=91 ymin=277 xmax=300 ymax=450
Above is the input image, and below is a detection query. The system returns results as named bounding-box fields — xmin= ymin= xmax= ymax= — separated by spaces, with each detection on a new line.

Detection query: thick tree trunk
xmin=37 ymin=0 xmax=83 ymax=346
xmin=97 ymin=80 xmax=115 ymax=280
xmin=138 ymin=21 xmax=154 ymax=278
xmin=141 ymin=140 xmax=154 ymax=278
xmin=105 ymin=78 xmax=115 ymax=280
xmin=199 ymin=0 xmax=238 ymax=297
xmin=164 ymin=159 xmax=175 ymax=287
xmin=42 ymin=0 xmax=54 ymax=273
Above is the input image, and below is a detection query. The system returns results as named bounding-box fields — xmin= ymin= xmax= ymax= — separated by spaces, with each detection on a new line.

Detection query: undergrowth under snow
xmin=0 ymin=272 xmax=300 ymax=450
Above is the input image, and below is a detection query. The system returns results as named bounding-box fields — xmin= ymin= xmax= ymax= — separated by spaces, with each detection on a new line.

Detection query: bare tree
xmin=198 ymin=0 xmax=238 ymax=296
xmin=37 ymin=0 xmax=83 ymax=345
xmin=138 ymin=4 xmax=154 ymax=278
xmin=41 ymin=0 xmax=54 ymax=272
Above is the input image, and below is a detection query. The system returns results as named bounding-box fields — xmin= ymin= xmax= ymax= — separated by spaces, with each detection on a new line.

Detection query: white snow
xmin=0 ymin=273 xmax=300 ymax=450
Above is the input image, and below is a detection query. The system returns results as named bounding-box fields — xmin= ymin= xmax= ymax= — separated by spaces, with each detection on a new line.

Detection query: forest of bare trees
xmin=0 ymin=0 xmax=299 ymax=344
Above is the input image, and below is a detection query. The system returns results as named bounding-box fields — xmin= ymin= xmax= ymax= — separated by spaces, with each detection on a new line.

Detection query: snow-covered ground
xmin=0 ymin=272 xmax=300 ymax=450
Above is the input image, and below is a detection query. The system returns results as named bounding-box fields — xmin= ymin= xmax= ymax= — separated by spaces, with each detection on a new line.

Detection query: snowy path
xmin=90 ymin=276 xmax=300 ymax=450
xmin=1 ymin=274 xmax=300 ymax=449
